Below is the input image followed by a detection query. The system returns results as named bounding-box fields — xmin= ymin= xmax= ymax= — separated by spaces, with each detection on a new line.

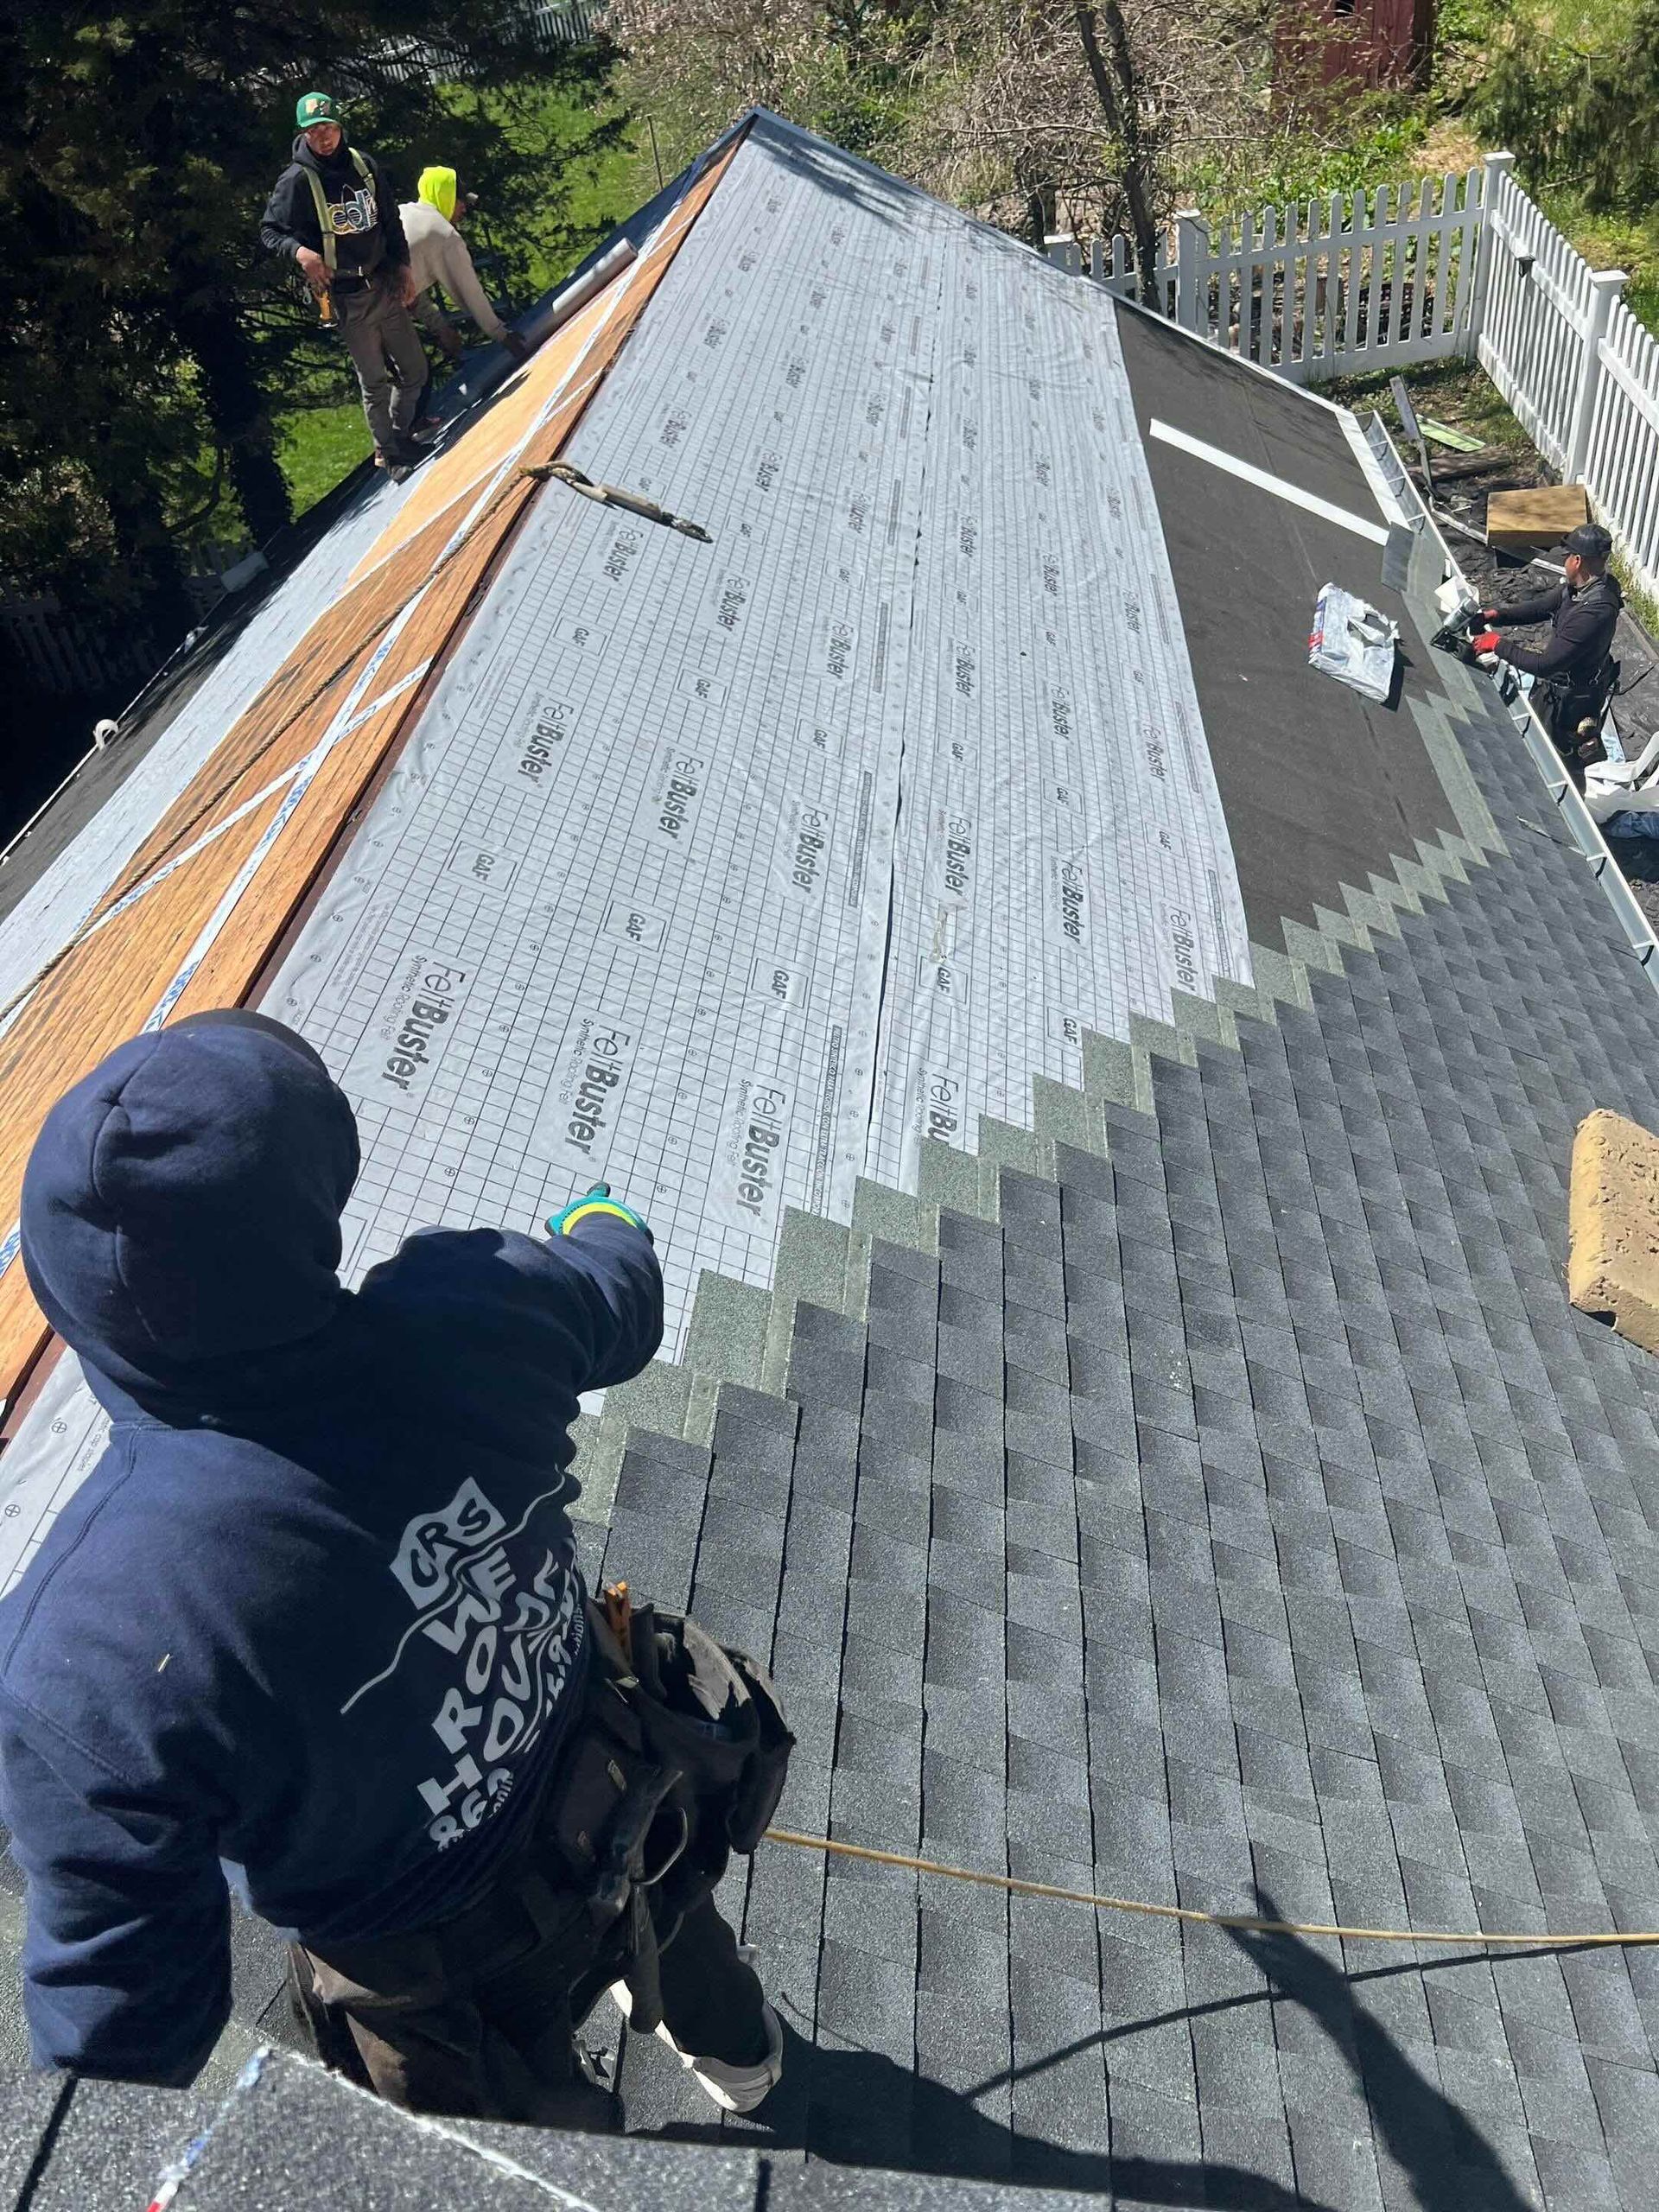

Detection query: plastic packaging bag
xmin=1309 ymin=582 xmax=1399 ymax=705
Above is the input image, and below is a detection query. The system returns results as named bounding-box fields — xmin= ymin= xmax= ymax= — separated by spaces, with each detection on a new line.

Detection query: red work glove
xmin=1471 ymin=630 xmax=1502 ymax=656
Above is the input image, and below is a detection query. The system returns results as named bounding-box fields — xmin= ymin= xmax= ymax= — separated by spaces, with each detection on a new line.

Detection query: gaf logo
xmin=646 ymin=747 xmax=707 ymax=845
xmin=920 ymin=1067 xmax=966 ymax=1147
xmin=922 ymin=944 xmax=969 ymax=1007
xmin=443 ymin=843 xmax=518 ymax=899
xmin=345 ymin=949 xmax=472 ymax=1107
xmin=748 ymin=952 xmax=809 ymax=1010
xmin=600 ymin=899 xmax=666 ymax=956
xmin=529 ymin=1011 xmax=637 ymax=1171
xmin=709 ymin=1071 xmax=794 ymax=1236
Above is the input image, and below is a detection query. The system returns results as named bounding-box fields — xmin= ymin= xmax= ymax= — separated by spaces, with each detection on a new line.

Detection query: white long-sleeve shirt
xmin=398 ymin=200 xmax=508 ymax=341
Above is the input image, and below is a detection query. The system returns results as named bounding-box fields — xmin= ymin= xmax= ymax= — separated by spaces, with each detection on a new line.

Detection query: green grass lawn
xmin=275 ymin=79 xmax=647 ymax=518
xmin=1535 ymin=188 xmax=1659 ymax=339
xmin=1323 ymin=357 xmax=1533 ymax=450
xmin=276 ymin=396 xmax=376 ymax=513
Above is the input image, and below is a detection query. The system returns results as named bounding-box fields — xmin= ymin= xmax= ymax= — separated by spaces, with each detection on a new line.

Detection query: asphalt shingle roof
xmin=592 ymin=654 xmax=1659 ymax=2207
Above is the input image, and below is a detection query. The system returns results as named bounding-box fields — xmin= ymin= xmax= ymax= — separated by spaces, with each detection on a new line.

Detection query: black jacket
xmin=259 ymin=133 xmax=409 ymax=281
xmin=1490 ymin=569 xmax=1622 ymax=687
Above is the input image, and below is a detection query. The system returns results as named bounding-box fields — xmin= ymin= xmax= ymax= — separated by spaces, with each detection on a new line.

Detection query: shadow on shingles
xmin=644 ymin=2018 xmax=1331 ymax=2207
xmin=1227 ymin=1891 xmax=1530 ymax=2212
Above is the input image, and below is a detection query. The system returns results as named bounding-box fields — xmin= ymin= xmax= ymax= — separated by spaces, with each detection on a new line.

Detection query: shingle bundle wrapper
xmin=1309 ymin=582 xmax=1398 ymax=704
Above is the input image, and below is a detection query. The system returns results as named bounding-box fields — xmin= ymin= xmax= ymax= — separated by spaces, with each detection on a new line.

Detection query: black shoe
xmin=378 ymin=435 xmax=428 ymax=476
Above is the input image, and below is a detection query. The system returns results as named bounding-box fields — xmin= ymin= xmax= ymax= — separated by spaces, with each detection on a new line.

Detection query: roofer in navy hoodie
xmin=0 ymin=1011 xmax=786 ymax=2123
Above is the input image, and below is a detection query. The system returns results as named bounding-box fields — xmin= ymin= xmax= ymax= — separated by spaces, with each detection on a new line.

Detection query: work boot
xmin=608 ymin=1978 xmax=784 ymax=2114
xmin=376 ymin=435 xmax=429 ymax=483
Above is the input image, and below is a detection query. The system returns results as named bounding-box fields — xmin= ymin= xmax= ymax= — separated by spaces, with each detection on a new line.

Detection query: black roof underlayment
xmin=11 ymin=150 xmax=1659 ymax=2212
xmin=1114 ymin=304 xmax=1464 ymax=948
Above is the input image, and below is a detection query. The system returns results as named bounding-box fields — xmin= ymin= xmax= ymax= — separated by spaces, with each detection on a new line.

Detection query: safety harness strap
xmin=302 ymin=148 xmax=375 ymax=276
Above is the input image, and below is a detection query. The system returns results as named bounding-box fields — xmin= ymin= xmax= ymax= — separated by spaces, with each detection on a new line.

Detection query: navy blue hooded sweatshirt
xmin=0 ymin=1011 xmax=662 ymax=2086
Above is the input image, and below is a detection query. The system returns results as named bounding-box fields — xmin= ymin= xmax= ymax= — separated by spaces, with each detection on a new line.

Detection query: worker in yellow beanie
xmin=401 ymin=165 xmax=531 ymax=365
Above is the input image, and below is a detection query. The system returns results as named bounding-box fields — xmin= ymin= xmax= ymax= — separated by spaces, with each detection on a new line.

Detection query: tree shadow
xmin=632 ymin=1886 xmax=1542 ymax=2209
xmin=1225 ymin=1891 xmax=1531 ymax=2212
xmin=639 ymin=2012 xmax=1331 ymax=2206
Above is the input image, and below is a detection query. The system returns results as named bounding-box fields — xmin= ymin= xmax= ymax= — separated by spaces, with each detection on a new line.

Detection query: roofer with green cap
xmin=260 ymin=92 xmax=429 ymax=478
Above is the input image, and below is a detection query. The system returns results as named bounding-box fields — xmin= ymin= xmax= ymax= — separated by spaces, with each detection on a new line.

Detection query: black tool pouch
xmin=723 ymin=1646 xmax=795 ymax=1851
xmin=623 ymin=1605 xmax=796 ymax=1849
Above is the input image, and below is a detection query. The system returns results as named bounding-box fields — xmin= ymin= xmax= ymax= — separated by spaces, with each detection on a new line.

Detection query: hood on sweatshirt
xmin=417 ymin=165 xmax=458 ymax=222
xmin=292 ymin=130 xmax=359 ymax=175
xmin=20 ymin=1011 xmax=359 ymax=1402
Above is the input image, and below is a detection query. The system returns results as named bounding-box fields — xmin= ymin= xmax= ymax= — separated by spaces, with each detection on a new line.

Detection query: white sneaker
xmin=608 ymin=1980 xmax=784 ymax=2113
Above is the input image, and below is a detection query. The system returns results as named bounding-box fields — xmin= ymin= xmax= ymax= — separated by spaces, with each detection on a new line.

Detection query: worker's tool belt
xmin=1535 ymin=652 xmax=1618 ymax=753
xmin=568 ymin=1600 xmax=794 ymax=2032
xmin=300 ymin=1602 xmax=792 ymax=2016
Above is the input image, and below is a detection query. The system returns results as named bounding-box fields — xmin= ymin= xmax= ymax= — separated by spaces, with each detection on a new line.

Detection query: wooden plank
xmin=0 ymin=136 xmax=742 ymax=1411
xmin=1484 ymin=482 xmax=1591 ymax=551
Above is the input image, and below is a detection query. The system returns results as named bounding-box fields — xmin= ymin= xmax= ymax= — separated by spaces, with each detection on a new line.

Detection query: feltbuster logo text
xmin=920 ymin=1066 xmax=965 ymax=1146
xmin=1051 ymin=857 xmax=1090 ymax=950
xmin=561 ymin=1019 xmax=634 ymax=1161
xmin=710 ymin=1071 xmax=794 ymax=1236
xmin=786 ymin=798 xmax=833 ymax=898
xmin=648 ymin=749 xmax=706 ymax=845
xmin=345 ymin=950 xmax=471 ymax=1108
xmin=528 ymin=1011 xmax=638 ymax=1172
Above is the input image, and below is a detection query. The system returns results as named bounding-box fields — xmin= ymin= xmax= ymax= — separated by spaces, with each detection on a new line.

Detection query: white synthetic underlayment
xmin=0 ymin=118 xmax=1253 ymax=1581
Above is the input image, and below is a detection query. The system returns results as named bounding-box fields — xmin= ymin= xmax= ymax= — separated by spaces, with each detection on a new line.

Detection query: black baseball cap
xmin=1565 ymin=523 xmax=1613 ymax=562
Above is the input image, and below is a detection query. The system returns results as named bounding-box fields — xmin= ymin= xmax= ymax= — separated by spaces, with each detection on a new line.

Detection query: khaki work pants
xmin=334 ymin=278 xmax=426 ymax=456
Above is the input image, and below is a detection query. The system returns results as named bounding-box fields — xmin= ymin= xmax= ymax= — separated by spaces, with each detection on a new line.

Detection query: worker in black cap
xmin=1471 ymin=522 xmax=1623 ymax=764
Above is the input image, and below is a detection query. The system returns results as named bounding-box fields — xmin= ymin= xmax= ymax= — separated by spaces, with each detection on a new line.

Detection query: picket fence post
xmin=1465 ymin=149 xmax=1516 ymax=359
xmin=1173 ymin=212 xmax=1208 ymax=334
xmin=1567 ymin=269 xmax=1628 ymax=483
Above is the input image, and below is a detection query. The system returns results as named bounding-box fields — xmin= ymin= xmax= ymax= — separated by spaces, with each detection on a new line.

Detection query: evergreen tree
xmin=0 ymin=3 xmax=623 ymax=639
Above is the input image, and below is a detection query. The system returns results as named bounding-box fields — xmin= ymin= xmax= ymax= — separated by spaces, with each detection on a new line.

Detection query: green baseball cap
xmin=296 ymin=91 xmax=341 ymax=130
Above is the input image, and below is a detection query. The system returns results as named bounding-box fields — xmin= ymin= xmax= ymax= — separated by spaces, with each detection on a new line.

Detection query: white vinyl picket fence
xmin=1050 ymin=151 xmax=1659 ymax=602
xmin=1475 ymin=156 xmax=1659 ymax=601
xmin=1048 ymin=168 xmax=1484 ymax=385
